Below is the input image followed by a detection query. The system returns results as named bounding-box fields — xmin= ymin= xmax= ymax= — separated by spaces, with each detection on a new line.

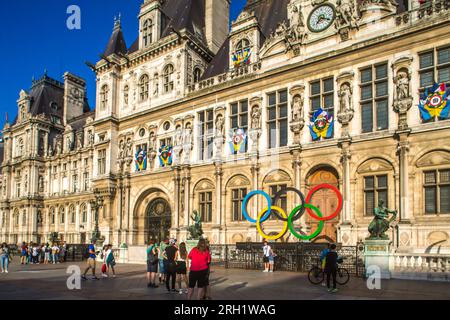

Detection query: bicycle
xmin=307 ymin=257 xmax=350 ymax=285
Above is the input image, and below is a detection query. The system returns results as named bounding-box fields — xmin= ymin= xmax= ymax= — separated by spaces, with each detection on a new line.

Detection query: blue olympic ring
xmin=242 ymin=190 xmax=272 ymax=223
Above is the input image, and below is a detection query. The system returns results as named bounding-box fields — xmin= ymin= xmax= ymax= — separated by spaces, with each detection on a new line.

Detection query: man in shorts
xmin=82 ymin=240 xmax=99 ymax=280
xmin=158 ymin=238 xmax=169 ymax=284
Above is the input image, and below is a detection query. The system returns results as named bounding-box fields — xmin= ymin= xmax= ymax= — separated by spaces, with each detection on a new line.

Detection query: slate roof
xmin=103 ymin=22 xmax=128 ymax=57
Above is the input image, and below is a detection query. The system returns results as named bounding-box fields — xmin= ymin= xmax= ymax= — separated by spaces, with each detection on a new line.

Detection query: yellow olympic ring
xmin=256 ymin=206 xmax=288 ymax=240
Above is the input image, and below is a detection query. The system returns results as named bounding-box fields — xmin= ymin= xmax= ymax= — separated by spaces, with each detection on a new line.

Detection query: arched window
xmin=142 ymin=19 xmax=153 ymax=47
xmin=100 ymin=85 xmax=109 ymax=110
xmin=233 ymin=39 xmax=251 ymax=67
xmin=59 ymin=206 xmax=65 ymax=224
xmin=69 ymin=206 xmax=76 ymax=224
xmin=139 ymin=74 xmax=150 ymax=101
xmin=193 ymin=68 xmax=202 ymax=83
xmin=81 ymin=204 xmax=87 ymax=223
xmin=163 ymin=64 xmax=174 ymax=93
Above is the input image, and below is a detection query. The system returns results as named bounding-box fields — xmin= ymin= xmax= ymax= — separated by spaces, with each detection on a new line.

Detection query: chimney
xmin=63 ymin=72 xmax=87 ymax=125
xmin=205 ymin=0 xmax=230 ymax=54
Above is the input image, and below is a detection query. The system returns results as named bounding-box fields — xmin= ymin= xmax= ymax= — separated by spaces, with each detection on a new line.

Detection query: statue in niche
xmin=125 ymin=138 xmax=133 ymax=158
xmin=291 ymin=94 xmax=304 ymax=122
xmin=118 ymin=140 xmax=125 ymax=159
xmin=174 ymin=127 xmax=183 ymax=147
xmin=48 ymin=144 xmax=54 ymax=157
xmin=395 ymin=70 xmax=410 ymax=100
xmin=66 ymin=136 xmax=72 ymax=152
xmin=56 ymin=139 xmax=62 ymax=155
xmin=338 ymin=83 xmax=353 ymax=113
xmin=77 ymin=133 xmax=83 ymax=149
xmin=251 ymin=106 xmax=261 ymax=130
xmin=153 ymin=74 xmax=159 ymax=96
xmin=288 ymin=5 xmax=307 ymax=43
xmin=88 ymin=131 xmax=94 ymax=145
xmin=215 ymin=114 xmax=225 ymax=136
xmin=149 ymin=131 xmax=157 ymax=151
xmin=38 ymin=176 xmax=44 ymax=192
xmin=183 ymin=123 xmax=193 ymax=163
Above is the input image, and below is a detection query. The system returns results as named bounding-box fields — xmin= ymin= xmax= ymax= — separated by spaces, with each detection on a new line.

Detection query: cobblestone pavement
xmin=0 ymin=262 xmax=449 ymax=300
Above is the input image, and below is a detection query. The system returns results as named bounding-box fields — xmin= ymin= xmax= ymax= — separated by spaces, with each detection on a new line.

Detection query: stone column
xmin=250 ymin=162 xmax=260 ymax=241
xmin=75 ymin=204 xmax=80 ymax=243
xmin=291 ymin=147 xmax=305 ymax=226
xmin=397 ymin=139 xmax=411 ymax=221
xmin=183 ymin=167 xmax=191 ymax=229
xmin=172 ymin=167 xmax=181 ymax=230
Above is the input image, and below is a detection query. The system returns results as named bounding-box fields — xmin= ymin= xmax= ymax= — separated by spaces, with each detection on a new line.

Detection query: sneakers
xmin=5 ymin=270 xmax=8 ymax=273
xmin=81 ymin=275 xmax=87 ymax=281
xmin=328 ymin=288 xmax=338 ymax=293
xmin=102 ymin=274 xmax=108 ymax=278
xmin=263 ymin=269 xmax=268 ymax=273
xmin=179 ymin=289 xmax=183 ymax=295
xmin=269 ymin=270 xmax=273 ymax=273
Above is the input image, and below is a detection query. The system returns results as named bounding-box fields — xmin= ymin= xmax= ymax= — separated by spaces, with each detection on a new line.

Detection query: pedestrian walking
xmin=101 ymin=245 xmax=108 ymax=278
xmin=324 ymin=244 xmax=339 ymax=293
xmin=176 ymin=242 xmax=189 ymax=294
xmin=105 ymin=244 xmax=116 ymax=277
xmin=44 ymin=243 xmax=50 ymax=264
xmin=51 ymin=243 xmax=59 ymax=264
xmin=0 ymin=243 xmax=10 ymax=273
xmin=20 ymin=242 xmax=27 ymax=265
xmin=187 ymin=239 xmax=211 ymax=300
xmin=82 ymin=240 xmax=99 ymax=280
xmin=146 ymin=240 xmax=159 ymax=288
xmin=62 ymin=242 xmax=68 ymax=262
xmin=164 ymin=239 xmax=178 ymax=293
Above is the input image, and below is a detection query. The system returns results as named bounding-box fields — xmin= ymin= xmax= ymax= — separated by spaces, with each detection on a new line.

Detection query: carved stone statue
xmin=183 ymin=123 xmax=193 ymax=164
xmin=288 ymin=4 xmax=307 ymax=43
xmin=367 ymin=200 xmax=397 ymax=240
xmin=48 ymin=144 xmax=54 ymax=157
xmin=125 ymin=138 xmax=133 ymax=158
xmin=124 ymin=85 xmax=129 ymax=105
xmin=118 ymin=140 xmax=125 ymax=159
xmin=338 ymin=83 xmax=353 ymax=113
xmin=149 ymin=132 xmax=157 ymax=151
xmin=395 ymin=70 xmax=410 ymax=100
xmin=188 ymin=210 xmax=204 ymax=240
xmin=88 ymin=131 xmax=94 ymax=145
xmin=66 ymin=136 xmax=72 ymax=152
xmin=291 ymin=94 xmax=304 ymax=122
xmin=215 ymin=114 xmax=225 ymax=136
xmin=335 ymin=0 xmax=358 ymax=29
xmin=77 ymin=133 xmax=83 ymax=150
xmin=56 ymin=139 xmax=62 ymax=155
xmin=251 ymin=106 xmax=262 ymax=130
xmin=174 ymin=128 xmax=183 ymax=147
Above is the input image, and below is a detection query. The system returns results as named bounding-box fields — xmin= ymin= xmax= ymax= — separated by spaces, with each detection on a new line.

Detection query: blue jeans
xmin=0 ymin=256 xmax=8 ymax=271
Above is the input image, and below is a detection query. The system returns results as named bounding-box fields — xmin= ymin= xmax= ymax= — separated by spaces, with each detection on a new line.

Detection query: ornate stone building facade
xmin=1 ymin=0 xmax=450 ymax=253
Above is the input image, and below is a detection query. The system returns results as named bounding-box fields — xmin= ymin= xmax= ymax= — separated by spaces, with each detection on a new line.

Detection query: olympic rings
xmin=305 ymin=184 xmax=343 ymax=221
xmin=242 ymin=190 xmax=272 ymax=223
xmin=241 ymin=184 xmax=343 ymax=240
xmin=288 ymin=204 xmax=324 ymax=240
xmin=256 ymin=206 xmax=288 ymax=240
xmin=272 ymin=187 xmax=306 ymax=222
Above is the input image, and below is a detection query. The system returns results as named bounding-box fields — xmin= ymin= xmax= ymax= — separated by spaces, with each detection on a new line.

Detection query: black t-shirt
xmin=165 ymin=246 xmax=178 ymax=262
xmin=325 ymin=251 xmax=338 ymax=271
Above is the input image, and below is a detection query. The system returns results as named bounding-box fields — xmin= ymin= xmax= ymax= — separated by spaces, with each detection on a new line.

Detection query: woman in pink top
xmin=187 ymin=239 xmax=211 ymax=300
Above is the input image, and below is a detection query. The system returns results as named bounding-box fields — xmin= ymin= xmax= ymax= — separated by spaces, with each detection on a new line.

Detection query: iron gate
xmin=209 ymin=242 xmax=365 ymax=277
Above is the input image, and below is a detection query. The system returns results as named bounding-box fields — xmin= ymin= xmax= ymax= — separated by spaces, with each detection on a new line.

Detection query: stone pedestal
xmin=364 ymin=239 xmax=393 ymax=279
xmin=119 ymin=243 xmax=128 ymax=264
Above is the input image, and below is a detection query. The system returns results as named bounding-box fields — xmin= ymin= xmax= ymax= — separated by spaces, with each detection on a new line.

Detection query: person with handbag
xmin=176 ymin=242 xmax=189 ymax=294
xmin=164 ymin=239 xmax=178 ymax=293
xmin=101 ymin=245 xmax=109 ymax=278
xmin=146 ymin=240 xmax=159 ymax=288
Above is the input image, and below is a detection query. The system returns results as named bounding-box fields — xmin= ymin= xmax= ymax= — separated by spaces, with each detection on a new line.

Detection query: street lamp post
xmin=90 ymin=191 xmax=104 ymax=243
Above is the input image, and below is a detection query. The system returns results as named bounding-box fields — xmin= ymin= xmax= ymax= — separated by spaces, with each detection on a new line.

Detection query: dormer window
xmin=163 ymin=64 xmax=174 ymax=93
xmin=232 ymin=39 xmax=252 ymax=68
xmin=50 ymin=102 xmax=59 ymax=111
xmin=100 ymin=85 xmax=109 ymax=110
xmin=139 ymin=74 xmax=150 ymax=101
xmin=142 ymin=19 xmax=153 ymax=48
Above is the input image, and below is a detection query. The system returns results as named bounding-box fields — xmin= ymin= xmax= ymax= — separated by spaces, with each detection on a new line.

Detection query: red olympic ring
xmin=305 ymin=184 xmax=343 ymax=221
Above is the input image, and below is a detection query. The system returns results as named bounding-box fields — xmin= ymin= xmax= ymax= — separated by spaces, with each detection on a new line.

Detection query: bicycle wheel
xmin=308 ymin=266 xmax=324 ymax=285
xmin=336 ymin=268 xmax=350 ymax=285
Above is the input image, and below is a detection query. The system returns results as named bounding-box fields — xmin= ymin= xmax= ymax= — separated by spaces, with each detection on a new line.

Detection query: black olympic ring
xmin=271 ymin=187 xmax=306 ymax=222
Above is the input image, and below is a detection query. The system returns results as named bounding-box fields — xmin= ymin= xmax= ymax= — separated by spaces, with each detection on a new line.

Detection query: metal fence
xmin=209 ymin=242 xmax=365 ymax=277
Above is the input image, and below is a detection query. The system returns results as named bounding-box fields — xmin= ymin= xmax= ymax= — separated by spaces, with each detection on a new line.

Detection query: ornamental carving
xmin=392 ymin=56 xmax=413 ymax=131
xmin=335 ymin=0 xmax=359 ymax=41
xmin=289 ymin=85 xmax=305 ymax=146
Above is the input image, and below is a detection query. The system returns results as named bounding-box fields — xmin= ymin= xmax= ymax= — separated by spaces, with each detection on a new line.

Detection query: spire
xmin=113 ymin=13 xmax=122 ymax=30
xmin=103 ymin=14 xmax=128 ymax=57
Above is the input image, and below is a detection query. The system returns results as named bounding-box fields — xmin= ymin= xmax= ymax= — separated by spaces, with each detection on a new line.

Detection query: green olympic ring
xmin=288 ymin=204 xmax=324 ymax=241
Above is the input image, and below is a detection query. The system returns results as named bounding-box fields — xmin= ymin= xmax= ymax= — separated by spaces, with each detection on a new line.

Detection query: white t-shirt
xmin=263 ymin=245 xmax=272 ymax=257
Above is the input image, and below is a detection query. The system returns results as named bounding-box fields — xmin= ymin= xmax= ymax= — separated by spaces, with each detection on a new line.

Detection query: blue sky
xmin=0 ymin=0 xmax=247 ymax=129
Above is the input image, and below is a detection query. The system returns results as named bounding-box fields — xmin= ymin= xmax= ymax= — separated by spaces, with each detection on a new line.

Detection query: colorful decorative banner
xmin=419 ymin=82 xmax=450 ymax=122
xmin=309 ymin=108 xmax=334 ymax=141
xmin=232 ymin=47 xmax=251 ymax=67
xmin=135 ymin=148 xmax=147 ymax=172
xmin=159 ymin=145 xmax=173 ymax=167
xmin=228 ymin=129 xmax=247 ymax=154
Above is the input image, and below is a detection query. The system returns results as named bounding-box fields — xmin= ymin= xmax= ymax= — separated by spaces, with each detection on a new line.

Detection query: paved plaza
xmin=0 ymin=262 xmax=449 ymax=300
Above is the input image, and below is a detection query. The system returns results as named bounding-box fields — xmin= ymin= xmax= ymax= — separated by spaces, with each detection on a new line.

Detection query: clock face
xmin=308 ymin=4 xmax=336 ymax=33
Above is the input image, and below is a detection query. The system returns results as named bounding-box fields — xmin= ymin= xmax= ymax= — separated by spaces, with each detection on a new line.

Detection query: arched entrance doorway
xmin=306 ymin=166 xmax=340 ymax=243
xmin=145 ymin=198 xmax=172 ymax=244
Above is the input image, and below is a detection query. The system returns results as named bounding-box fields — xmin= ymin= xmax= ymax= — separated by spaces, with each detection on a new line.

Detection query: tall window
xmin=424 ymin=169 xmax=450 ymax=214
xmin=142 ymin=19 xmax=153 ymax=47
xmin=83 ymin=172 xmax=89 ymax=191
xmin=193 ymin=68 xmax=202 ymax=83
xmin=16 ymin=183 xmax=21 ymax=198
xmin=81 ymin=205 xmax=87 ymax=223
xmin=160 ymin=138 xmax=172 ymax=148
xmin=100 ymin=85 xmax=109 ymax=110
xmin=269 ymin=184 xmax=287 ymax=220
xmin=50 ymin=208 xmax=55 ymax=225
xmin=70 ymin=206 xmax=75 ymax=224
xmin=230 ymin=100 xmax=249 ymax=153
xmin=198 ymin=109 xmax=214 ymax=161
xmin=98 ymin=150 xmax=106 ymax=175
xmin=139 ymin=74 xmax=150 ymax=101
xmin=60 ymin=207 xmax=65 ymax=224
xmin=267 ymin=90 xmax=288 ymax=149
xmin=310 ymin=77 xmax=334 ymax=114
xmin=72 ymin=174 xmax=78 ymax=192
xmin=163 ymin=64 xmax=174 ymax=93
xmin=364 ymin=175 xmax=388 ymax=216
xmin=419 ymin=46 xmax=450 ymax=89
xmin=360 ymin=63 xmax=389 ymax=133
xmin=232 ymin=188 xmax=247 ymax=221
xmin=199 ymin=191 xmax=213 ymax=223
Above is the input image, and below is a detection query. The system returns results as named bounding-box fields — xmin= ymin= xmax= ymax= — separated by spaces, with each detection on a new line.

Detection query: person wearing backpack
xmin=146 ymin=240 xmax=159 ymax=288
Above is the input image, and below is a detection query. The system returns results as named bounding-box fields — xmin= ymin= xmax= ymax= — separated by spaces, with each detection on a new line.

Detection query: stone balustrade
xmin=394 ymin=253 xmax=450 ymax=273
